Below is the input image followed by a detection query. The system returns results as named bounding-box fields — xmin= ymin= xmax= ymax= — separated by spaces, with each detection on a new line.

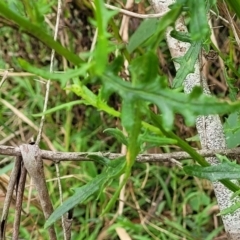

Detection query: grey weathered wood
xmin=20 ymin=144 xmax=57 ymax=240
xmin=148 ymin=0 xmax=240 ymax=238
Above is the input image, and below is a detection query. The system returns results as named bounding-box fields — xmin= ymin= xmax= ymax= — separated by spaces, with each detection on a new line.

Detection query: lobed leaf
xmin=103 ymin=72 xmax=240 ymax=130
xmin=172 ymin=42 xmax=201 ymax=88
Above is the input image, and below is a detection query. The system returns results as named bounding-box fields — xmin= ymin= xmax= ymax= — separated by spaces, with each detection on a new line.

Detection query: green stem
xmin=151 ymin=113 xmax=240 ymax=192
xmin=0 ymin=3 xmax=83 ymax=66
xmin=102 ymin=101 xmax=142 ymax=214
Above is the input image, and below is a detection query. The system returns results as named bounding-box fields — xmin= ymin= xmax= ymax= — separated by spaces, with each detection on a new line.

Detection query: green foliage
xmin=224 ymin=68 xmax=239 ymax=101
xmin=104 ymin=128 xmax=128 ymax=146
xmin=170 ymin=30 xmax=191 ymax=43
xmin=172 ymin=42 xmax=202 ymax=88
xmin=184 ymin=162 xmax=234 ymax=181
xmin=225 ymin=0 xmax=240 ymax=19
xmin=0 ymin=2 xmax=83 ymax=65
xmin=127 ymin=18 xmax=159 ymax=53
xmin=224 ymin=112 xmax=240 ymax=148
xmin=184 ymin=155 xmax=240 ymax=181
xmin=45 ymin=157 xmax=126 ymax=228
xmin=187 ymin=0 xmax=210 ymax=41
xmin=2 ymin=0 xmax=240 ymax=238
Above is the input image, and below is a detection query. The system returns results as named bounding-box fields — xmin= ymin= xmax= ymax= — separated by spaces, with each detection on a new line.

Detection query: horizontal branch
xmin=1 ymin=145 xmax=240 ymax=163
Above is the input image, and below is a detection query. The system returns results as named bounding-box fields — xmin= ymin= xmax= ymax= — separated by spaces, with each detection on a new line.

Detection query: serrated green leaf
xmin=93 ymin=0 xmax=116 ymax=75
xmin=184 ymin=160 xmax=240 ymax=181
xmin=45 ymin=157 xmax=125 ymax=228
xmin=69 ymin=84 xmax=120 ymax=117
xmin=103 ymin=72 xmax=240 ymax=130
xmin=69 ymin=84 xmax=162 ymax=134
xmin=103 ymin=128 xmax=128 ymax=146
xmin=172 ymin=42 xmax=201 ymax=88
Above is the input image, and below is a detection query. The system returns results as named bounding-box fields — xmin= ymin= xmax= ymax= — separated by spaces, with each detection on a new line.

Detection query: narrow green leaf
xmin=102 ymin=100 xmax=141 ymax=214
xmin=32 ymin=100 xmax=84 ymax=117
xmin=45 ymin=157 xmax=125 ymax=228
xmin=121 ymin=98 xmax=136 ymax=132
xmin=104 ymin=128 xmax=128 ymax=146
xmin=87 ymin=154 xmax=110 ymax=166
xmin=188 ymin=0 xmax=209 ymax=41
xmin=45 ymin=175 xmax=103 ymax=228
xmin=93 ymin=0 xmax=116 ymax=75
xmin=225 ymin=0 xmax=240 ymax=20
xmin=127 ymin=18 xmax=159 ymax=53
xmin=184 ymin=161 xmax=240 ymax=181
xmin=139 ymin=134 xmax=177 ymax=145
xmin=18 ymin=59 xmax=91 ymax=83
xmin=218 ymin=201 xmax=240 ymax=216
xmin=146 ymin=4 xmax=182 ymax=49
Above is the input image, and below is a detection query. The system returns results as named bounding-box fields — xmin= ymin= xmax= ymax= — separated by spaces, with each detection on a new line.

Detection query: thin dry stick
xmin=223 ymin=0 xmax=240 ymax=47
xmin=114 ymin=1 xmax=133 ymax=235
xmin=12 ymin=162 xmax=27 ymax=240
xmin=20 ymin=144 xmax=57 ymax=240
xmin=35 ymin=0 xmax=69 ymax=237
xmin=0 ymin=157 xmax=21 ymax=240
xmin=1 ymin=144 xmax=240 ymax=163
xmin=104 ymin=2 xmax=169 ymax=19
xmin=0 ymin=99 xmax=55 ymax=150
xmin=36 ymin=0 xmax=62 ymax=144
xmin=129 ymin=184 xmax=158 ymax=240
xmin=0 ymin=70 xmax=8 ymax=88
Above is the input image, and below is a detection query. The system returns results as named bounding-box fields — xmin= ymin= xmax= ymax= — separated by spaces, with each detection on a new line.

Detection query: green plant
xmin=1 ymin=0 xmax=240 ymax=239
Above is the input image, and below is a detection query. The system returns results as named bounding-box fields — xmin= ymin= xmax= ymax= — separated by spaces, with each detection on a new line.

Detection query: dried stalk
xmin=2 ymin=144 xmax=240 ymax=163
xmin=0 ymin=157 xmax=21 ymax=240
xmin=148 ymin=0 xmax=240 ymax=238
xmin=20 ymin=144 xmax=57 ymax=240
xmin=12 ymin=162 xmax=27 ymax=240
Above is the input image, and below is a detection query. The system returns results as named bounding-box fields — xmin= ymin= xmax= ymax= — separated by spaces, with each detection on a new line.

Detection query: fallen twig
xmin=1 ymin=144 xmax=240 ymax=163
